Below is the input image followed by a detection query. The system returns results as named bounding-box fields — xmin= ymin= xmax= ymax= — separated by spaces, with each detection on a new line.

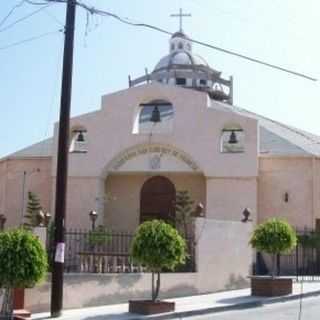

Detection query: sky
xmin=0 ymin=0 xmax=319 ymax=158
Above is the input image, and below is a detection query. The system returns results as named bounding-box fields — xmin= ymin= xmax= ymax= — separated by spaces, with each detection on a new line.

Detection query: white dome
xmin=154 ymin=51 xmax=209 ymax=71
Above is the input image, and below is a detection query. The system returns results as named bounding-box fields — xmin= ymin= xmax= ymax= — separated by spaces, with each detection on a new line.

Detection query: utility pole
xmin=51 ymin=0 xmax=76 ymax=317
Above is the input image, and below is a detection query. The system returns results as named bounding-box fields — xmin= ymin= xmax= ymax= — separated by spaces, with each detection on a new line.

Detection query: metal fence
xmin=48 ymin=228 xmax=196 ymax=273
xmin=254 ymin=229 xmax=320 ymax=281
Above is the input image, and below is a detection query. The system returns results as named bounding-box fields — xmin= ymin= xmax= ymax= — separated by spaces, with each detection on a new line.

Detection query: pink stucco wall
xmin=258 ymin=156 xmax=319 ymax=228
xmin=2 ymin=84 xmax=318 ymax=231
xmin=0 ymin=158 xmax=52 ymax=227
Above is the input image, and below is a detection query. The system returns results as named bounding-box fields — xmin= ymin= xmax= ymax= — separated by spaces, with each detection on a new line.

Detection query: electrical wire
xmin=0 ymin=3 xmax=51 ymax=33
xmin=0 ymin=29 xmax=63 ymax=50
xmin=28 ymin=0 xmax=317 ymax=81
xmin=0 ymin=0 xmax=25 ymax=28
xmin=68 ymin=0 xmax=316 ymax=82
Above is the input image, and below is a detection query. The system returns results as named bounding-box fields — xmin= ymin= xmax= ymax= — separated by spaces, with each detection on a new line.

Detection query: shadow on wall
xmin=116 ymin=273 xmax=143 ymax=289
xmin=224 ymin=273 xmax=249 ymax=291
xmin=83 ymin=283 xmax=199 ymax=308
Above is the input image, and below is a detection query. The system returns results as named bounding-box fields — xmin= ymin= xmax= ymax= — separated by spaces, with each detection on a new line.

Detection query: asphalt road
xmin=176 ymin=296 xmax=320 ymax=320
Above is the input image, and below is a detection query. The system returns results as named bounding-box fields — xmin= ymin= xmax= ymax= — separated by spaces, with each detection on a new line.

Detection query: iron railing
xmin=48 ymin=228 xmax=196 ymax=273
xmin=254 ymin=229 xmax=320 ymax=281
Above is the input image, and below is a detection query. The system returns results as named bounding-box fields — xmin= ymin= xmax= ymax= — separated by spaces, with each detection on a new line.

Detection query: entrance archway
xmin=140 ymin=176 xmax=176 ymax=223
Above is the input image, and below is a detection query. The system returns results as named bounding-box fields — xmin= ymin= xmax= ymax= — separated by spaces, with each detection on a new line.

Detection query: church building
xmin=2 ymin=19 xmax=320 ymax=306
xmin=2 ymin=28 xmax=320 ymax=232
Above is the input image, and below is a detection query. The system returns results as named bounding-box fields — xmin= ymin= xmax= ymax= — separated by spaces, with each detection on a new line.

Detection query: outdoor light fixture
xmin=44 ymin=212 xmax=52 ymax=227
xmin=89 ymin=210 xmax=98 ymax=230
xmin=36 ymin=210 xmax=46 ymax=227
xmin=0 ymin=214 xmax=6 ymax=231
xmin=193 ymin=202 xmax=205 ymax=217
xmin=241 ymin=208 xmax=252 ymax=223
xmin=150 ymin=106 xmax=161 ymax=123
xmin=284 ymin=192 xmax=289 ymax=203
xmin=228 ymin=130 xmax=238 ymax=144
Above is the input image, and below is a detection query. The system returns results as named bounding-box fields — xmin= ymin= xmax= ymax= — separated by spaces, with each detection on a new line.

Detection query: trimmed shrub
xmin=0 ymin=228 xmax=47 ymax=315
xmin=131 ymin=220 xmax=186 ymax=301
xmin=250 ymin=218 xmax=297 ymax=276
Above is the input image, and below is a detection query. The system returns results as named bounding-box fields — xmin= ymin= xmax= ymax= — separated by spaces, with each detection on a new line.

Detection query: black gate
xmin=254 ymin=229 xmax=320 ymax=281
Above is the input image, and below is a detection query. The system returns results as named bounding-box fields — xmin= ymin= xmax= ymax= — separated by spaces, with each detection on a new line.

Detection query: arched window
xmin=221 ymin=124 xmax=245 ymax=153
xmin=69 ymin=127 xmax=87 ymax=153
xmin=134 ymin=99 xmax=174 ymax=134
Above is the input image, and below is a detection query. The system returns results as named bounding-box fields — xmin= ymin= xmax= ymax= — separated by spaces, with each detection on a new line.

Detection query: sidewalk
xmin=32 ymin=282 xmax=320 ymax=320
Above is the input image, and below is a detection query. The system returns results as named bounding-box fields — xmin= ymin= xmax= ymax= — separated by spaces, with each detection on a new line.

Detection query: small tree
xmin=88 ymin=225 xmax=112 ymax=247
xmin=131 ymin=220 xmax=187 ymax=302
xmin=174 ymin=190 xmax=194 ymax=237
xmin=250 ymin=218 xmax=297 ymax=277
xmin=0 ymin=229 xmax=47 ymax=316
xmin=24 ymin=191 xmax=42 ymax=228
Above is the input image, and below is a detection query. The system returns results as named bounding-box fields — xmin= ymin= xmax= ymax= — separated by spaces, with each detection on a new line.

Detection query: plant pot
xmin=250 ymin=276 xmax=293 ymax=297
xmin=129 ymin=300 xmax=175 ymax=315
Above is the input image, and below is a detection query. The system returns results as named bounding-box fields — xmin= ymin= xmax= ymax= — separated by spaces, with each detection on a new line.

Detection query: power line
xmin=28 ymin=0 xmax=317 ymax=81
xmin=0 ymin=29 xmax=63 ymax=50
xmin=83 ymin=3 xmax=317 ymax=82
xmin=0 ymin=0 xmax=25 ymax=28
xmin=0 ymin=3 xmax=51 ymax=33
xmin=43 ymin=7 xmax=64 ymax=26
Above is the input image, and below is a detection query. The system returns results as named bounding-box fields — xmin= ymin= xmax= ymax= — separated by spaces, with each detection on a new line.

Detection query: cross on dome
xmin=170 ymin=8 xmax=191 ymax=32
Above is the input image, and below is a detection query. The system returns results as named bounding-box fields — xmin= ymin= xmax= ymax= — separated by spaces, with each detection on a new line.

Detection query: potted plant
xmin=250 ymin=218 xmax=297 ymax=296
xmin=0 ymin=228 xmax=47 ymax=319
xmin=129 ymin=220 xmax=187 ymax=315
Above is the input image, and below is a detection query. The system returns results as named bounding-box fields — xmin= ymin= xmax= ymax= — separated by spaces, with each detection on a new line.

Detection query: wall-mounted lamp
xmin=89 ymin=210 xmax=98 ymax=230
xmin=192 ymin=202 xmax=205 ymax=218
xmin=242 ymin=208 xmax=252 ymax=223
xmin=44 ymin=212 xmax=51 ymax=227
xmin=284 ymin=192 xmax=289 ymax=203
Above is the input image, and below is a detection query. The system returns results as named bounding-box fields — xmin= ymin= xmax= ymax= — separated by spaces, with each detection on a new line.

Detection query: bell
xmin=228 ymin=130 xmax=238 ymax=144
xmin=150 ymin=106 xmax=161 ymax=123
xmin=76 ymin=131 xmax=85 ymax=142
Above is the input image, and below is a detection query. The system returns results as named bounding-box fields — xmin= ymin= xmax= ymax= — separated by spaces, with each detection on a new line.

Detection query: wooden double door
xmin=140 ymin=176 xmax=176 ymax=223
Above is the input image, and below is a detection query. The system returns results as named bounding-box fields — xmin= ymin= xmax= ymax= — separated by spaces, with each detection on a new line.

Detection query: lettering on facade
xmin=111 ymin=145 xmax=198 ymax=171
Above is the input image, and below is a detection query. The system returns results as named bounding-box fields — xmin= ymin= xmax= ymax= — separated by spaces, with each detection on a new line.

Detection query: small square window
xmin=176 ymin=78 xmax=186 ymax=85
xmin=200 ymin=79 xmax=207 ymax=86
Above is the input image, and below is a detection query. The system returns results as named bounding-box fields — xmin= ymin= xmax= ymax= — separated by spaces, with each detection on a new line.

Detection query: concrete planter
xmin=250 ymin=276 xmax=293 ymax=297
xmin=129 ymin=300 xmax=175 ymax=315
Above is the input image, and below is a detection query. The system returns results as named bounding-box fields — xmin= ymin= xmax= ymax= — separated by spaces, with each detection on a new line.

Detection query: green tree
xmin=88 ymin=225 xmax=112 ymax=247
xmin=131 ymin=220 xmax=187 ymax=301
xmin=174 ymin=190 xmax=194 ymax=237
xmin=250 ymin=218 xmax=297 ymax=277
xmin=0 ymin=229 xmax=47 ymax=316
xmin=24 ymin=191 xmax=42 ymax=228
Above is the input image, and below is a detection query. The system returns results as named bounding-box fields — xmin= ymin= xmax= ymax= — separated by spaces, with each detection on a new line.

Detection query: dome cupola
xmin=128 ymin=9 xmax=233 ymax=104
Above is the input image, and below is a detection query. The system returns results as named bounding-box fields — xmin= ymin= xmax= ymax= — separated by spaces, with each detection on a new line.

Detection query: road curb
xmin=130 ymin=289 xmax=320 ymax=320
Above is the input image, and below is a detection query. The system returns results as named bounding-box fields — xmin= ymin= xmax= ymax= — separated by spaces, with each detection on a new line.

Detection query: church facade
xmin=3 ymin=29 xmax=320 ymax=307
xmin=1 ymin=30 xmax=320 ymax=232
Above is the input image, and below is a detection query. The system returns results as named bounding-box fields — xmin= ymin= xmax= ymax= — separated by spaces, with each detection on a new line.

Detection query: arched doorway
xmin=140 ymin=176 xmax=176 ymax=223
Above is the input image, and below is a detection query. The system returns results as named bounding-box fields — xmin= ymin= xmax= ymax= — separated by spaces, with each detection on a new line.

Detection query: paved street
xmin=182 ymin=296 xmax=320 ymax=320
